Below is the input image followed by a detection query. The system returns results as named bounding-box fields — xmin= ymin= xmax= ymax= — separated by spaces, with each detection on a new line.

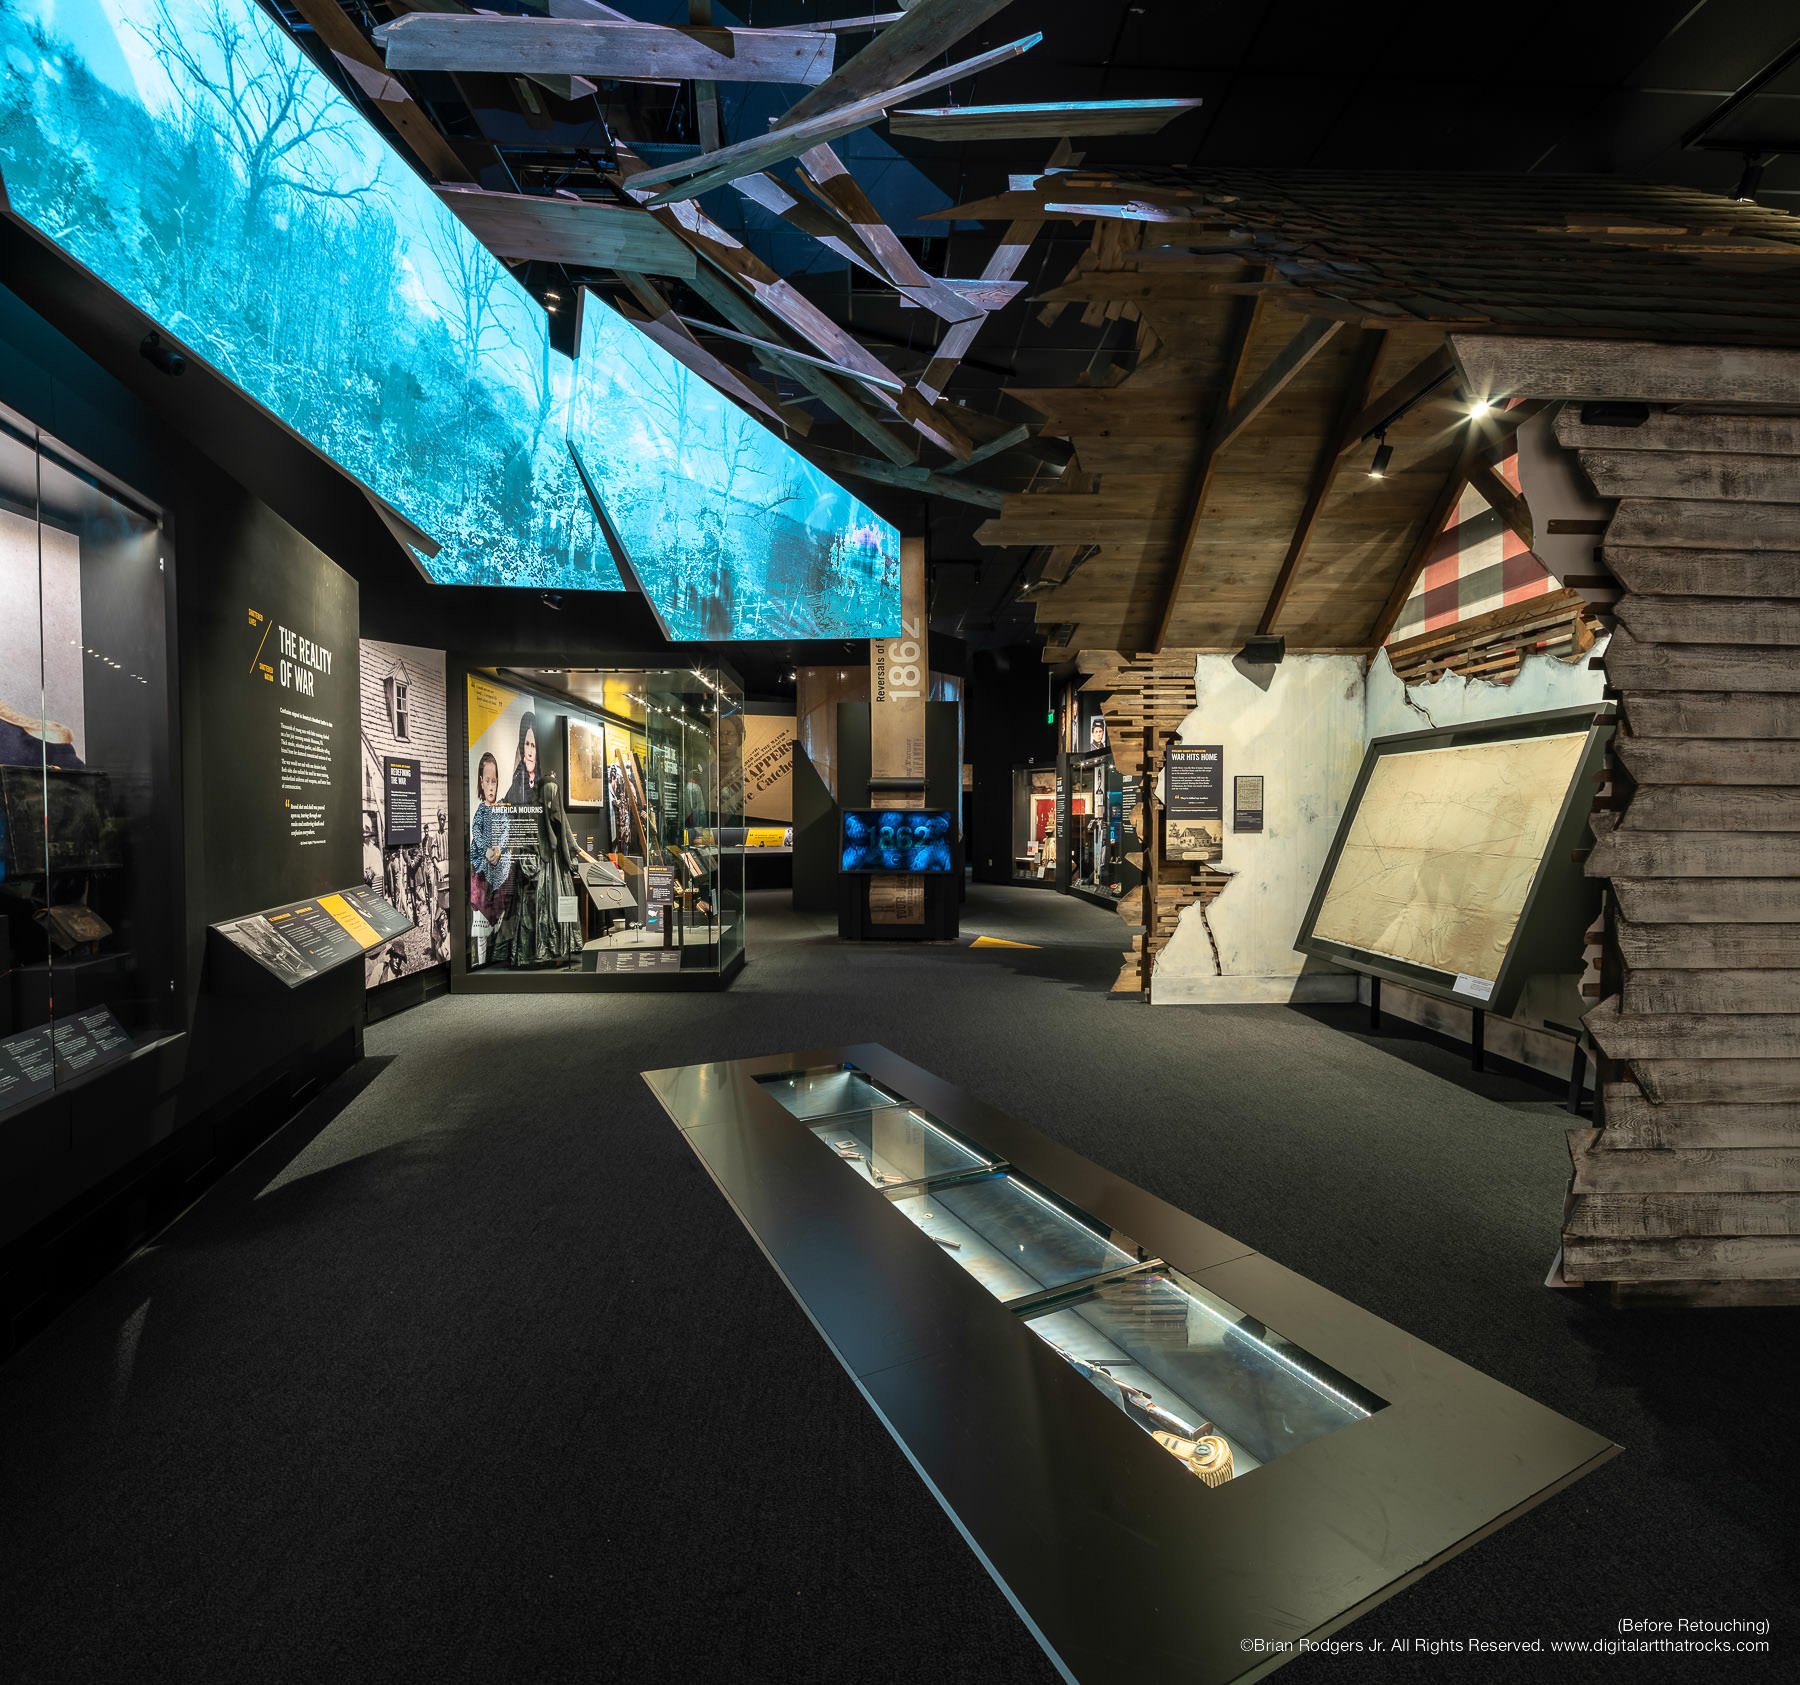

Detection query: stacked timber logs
xmin=1077 ymin=652 xmax=1203 ymax=995
xmin=1384 ymin=588 xmax=1601 ymax=688
xmin=1558 ymin=405 xmax=1800 ymax=1307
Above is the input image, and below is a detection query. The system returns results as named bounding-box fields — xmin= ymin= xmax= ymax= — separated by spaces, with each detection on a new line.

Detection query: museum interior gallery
xmin=3 ymin=1 xmax=1799 ymax=1680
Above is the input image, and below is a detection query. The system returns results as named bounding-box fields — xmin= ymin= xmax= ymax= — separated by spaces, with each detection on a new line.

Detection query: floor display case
xmin=647 ymin=1045 xmax=1619 ymax=1685
xmin=1011 ymin=766 xmax=1057 ymax=883
xmin=0 ymin=407 xmax=179 ymax=1116
xmin=456 ymin=664 xmax=744 ymax=989
xmin=1064 ymin=748 xmax=1123 ymax=904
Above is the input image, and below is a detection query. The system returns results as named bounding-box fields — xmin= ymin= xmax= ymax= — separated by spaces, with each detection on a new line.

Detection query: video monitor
xmin=840 ymin=809 xmax=955 ymax=874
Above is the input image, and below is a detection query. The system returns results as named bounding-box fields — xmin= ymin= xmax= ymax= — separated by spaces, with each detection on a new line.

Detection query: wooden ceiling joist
xmin=1258 ymin=328 xmax=1386 ymax=636
xmin=1466 ymin=457 xmax=1536 ymax=551
xmin=1337 ymin=344 xmax=1455 ymax=446
xmin=434 ymin=186 xmax=696 ymax=278
xmin=888 ymin=98 xmax=1203 ymax=142
xmin=775 ymin=0 xmax=1019 ymax=128
xmin=1367 ymin=425 xmax=1486 ymax=652
xmin=378 ymin=15 xmax=838 ymax=85
xmin=1212 ymin=316 xmax=1344 ymax=456
xmin=629 ymin=33 xmax=1042 ymax=206
xmin=1150 ymin=284 xmax=1265 ymax=653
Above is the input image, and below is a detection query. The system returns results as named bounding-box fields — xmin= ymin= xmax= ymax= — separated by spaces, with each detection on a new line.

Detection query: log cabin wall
xmin=1453 ymin=338 xmax=1800 ymax=1308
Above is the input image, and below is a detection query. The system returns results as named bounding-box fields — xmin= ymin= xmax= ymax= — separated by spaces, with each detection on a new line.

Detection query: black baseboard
xmin=0 ymin=1027 xmax=360 ymax=1364
xmin=366 ymin=964 xmax=450 ymax=1025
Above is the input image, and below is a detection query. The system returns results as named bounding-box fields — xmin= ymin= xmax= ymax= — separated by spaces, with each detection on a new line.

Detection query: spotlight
xmin=139 ymin=332 xmax=186 ymax=377
xmin=1237 ymin=635 xmax=1286 ymax=667
xmin=540 ymin=591 xmax=564 ymax=611
xmin=1367 ymin=434 xmax=1393 ymax=479
xmin=1468 ymin=397 xmax=1492 ymax=420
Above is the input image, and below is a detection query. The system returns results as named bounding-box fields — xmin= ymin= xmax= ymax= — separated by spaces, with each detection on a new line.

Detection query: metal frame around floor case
xmin=642 ymin=1044 xmax=1619 ymax=1685
xmin=1294 ymin=705 xmax=1615 ymax=1017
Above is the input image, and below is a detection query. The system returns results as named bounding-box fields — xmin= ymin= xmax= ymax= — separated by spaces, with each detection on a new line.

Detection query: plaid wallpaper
xmin=1386 ymin=443 xmax=1555 ymax=644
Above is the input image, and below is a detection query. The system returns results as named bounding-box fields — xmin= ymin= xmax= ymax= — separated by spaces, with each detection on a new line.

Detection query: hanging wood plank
xmin=887 ymin=99 xmax=1204 ymax=141
xmin=379 ymin=15 xmax=837 ymax=83
xmin=1563 ymin=1234 xmax=1800 ymax=1282
xmin=730 ymin=171 xmax=884 ymax=278
xmin=775 ymin=0 xmax=1018 ymax=128
xmin=1578 ymin=450 xmax=1800 ymax=504
xmin=1567 ymin=1193 xmax=1800 ymax=1237
xmin=1623 ymin=692 xmax=1800 ymax=738
xmin=434 ymin=186 xmax=696 ymax=276
xmin=1594 ymin=1088 xmax=1800 ymax=1150
xmin=1622 ymin=969 xmax=1800 ymax=1015
xmin=614 ymin=270 xmax=799 ymax=432
xmin=1608 ymin=498 xmax=1800 ymax=550
xmin=1604 ymin=545 xmax=1800 ymax=597
xmin=286 ymin=0 xmax=475 ymax=184
xmin=1452 ymin=335 xmax=1800 ymax=404
xmin=1615 ymin=917 xmax=1800 ymax=968
xmin=1611 ymin=879 xmax=1800 ymax=923
xmin=1556 ymin=409 xmax=1800 ymax=456
xmin=1605 ymin=626 xmax=1800 ymax=692
xmin=794 ymin=144 xmax=984 ymax=324
xmin=679 ymin=316 xmax=903 ymax=392
xmin=1619 ymin=788 xmax=1800 ymax=831
xmin=1588 ymin=829 xmax=1800 ymax=878
xmin=1615 ymin=594 xmax=1800 ymax=645
xmin=1612 ymin=734 xmax=1800 ymax=785
xmin=801 ymin=446 xmax=1006 ymax=511
xmin=630 ymin=34 xmax=1042 ymax=205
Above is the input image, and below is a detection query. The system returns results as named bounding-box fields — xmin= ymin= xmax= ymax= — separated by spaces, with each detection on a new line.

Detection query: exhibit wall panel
xmin=1153 ymin=656 xmax=1365 ymax=1006
xmin=359 ymin=640 xmax=449 ymax=989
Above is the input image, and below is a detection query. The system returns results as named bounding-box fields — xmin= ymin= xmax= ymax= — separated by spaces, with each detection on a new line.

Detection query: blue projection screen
xmin=0 ymin=0 xmax=619 ymax=591
xmin=570 ymin=297 xmax=901 ymax=642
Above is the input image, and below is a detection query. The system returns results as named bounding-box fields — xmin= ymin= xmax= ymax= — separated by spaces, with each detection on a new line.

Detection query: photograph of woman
xmin=504 ymin=712 xmax=542 ymax=807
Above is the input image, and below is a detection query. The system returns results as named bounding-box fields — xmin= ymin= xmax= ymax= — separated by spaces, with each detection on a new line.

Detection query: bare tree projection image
xmin=570 ymin=298 xmax=901 ymax=642
xmin=0 ymin=0 xmax=617 ymax=592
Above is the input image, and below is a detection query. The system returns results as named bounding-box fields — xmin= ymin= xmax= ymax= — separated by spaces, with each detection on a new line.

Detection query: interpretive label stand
xmin=210 ymin=885 xmax=412 ymax=988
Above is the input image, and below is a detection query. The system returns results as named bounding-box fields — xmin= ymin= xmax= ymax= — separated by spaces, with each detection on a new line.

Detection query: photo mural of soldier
xmin=359 ymin=641 xmax=450 ymax=987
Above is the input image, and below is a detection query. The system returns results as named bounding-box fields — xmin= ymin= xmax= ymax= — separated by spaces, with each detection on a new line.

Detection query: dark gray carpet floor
xmin=2 ymin=886 xmax=1795 ymax=1684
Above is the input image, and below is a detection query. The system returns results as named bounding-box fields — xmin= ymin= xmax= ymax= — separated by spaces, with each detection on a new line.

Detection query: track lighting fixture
xmin=1367 ymin=434 xmax=1393 ymax=479
xmin=139 ymin=331 xmax=185 ymax=377
xmin=1468 ymin=397 xmax=1493 ymax=419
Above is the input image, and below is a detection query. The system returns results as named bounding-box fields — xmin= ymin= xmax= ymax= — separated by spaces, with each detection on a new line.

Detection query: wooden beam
xmin=804 ymin=446 xmax=1006 ymax=512
xmin=611 ymin=272 xmax=801 ymax=433
xmin=632 ymin=34 xmax=1042 ymax=206
xmin=689 ymin=0 xmax=721 ymax=152
xmin=913 ymin=142 xmax=1078 ymax=404
xmin=775 ymin=0 xmax=1017 ymax=128
xmin=388 ymin=0 xmax=599 ymax=102
xmin=1259 ymin=328 xmax=1386 ymax=635
xmin=434 ymin=186 xmax=696 ymax=277
xmin=1452 ymin=334 xmax=1800 ymax=405
xmin=1339 ymin=344 xmax=1455 ymax=448
xmin=618 ymin=151 xmax=966 ymax=458
xmin=940 ymin=422 xmax=1031 ymax=474
xmin=1467 ymin=457 xmax=1535 ymax=551
xmin=1213 ymin=316 xmax=1344 ymax=455
xmin=730 ymin=171 xmax=884 ymax=277
xmin=888 ymin=98 xmax=1203 ymax=141
xmin=379 ymin=15 xmax=837 ymax=84
xmin=678 ymin=316 xmax=903 ymax=393
xmin=900 ymin=278 xmax=1026 ymax=311
xmin=1365 ymin=426 xmax=1484 ymax=652
xmin=1149 ymin=283 xmax=1267 ymax=654
xmin=284 ymin=0 xmax=474 ymax=183
xmin=794 ymin=144 xmax=983 ymax=324
xmin=1578 ymin=449 xmax=1800 ymax=504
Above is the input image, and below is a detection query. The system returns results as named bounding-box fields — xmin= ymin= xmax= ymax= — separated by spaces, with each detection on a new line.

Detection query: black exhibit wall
xmin=0 ymin=281 xmax=371 ymax=1281
xmin=967 ymin=647 xmax=1058 ymax=885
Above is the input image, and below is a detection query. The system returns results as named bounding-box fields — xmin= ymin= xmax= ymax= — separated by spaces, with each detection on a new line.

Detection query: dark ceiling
xmin=296 ymin=1 xmax=1800 ymax=672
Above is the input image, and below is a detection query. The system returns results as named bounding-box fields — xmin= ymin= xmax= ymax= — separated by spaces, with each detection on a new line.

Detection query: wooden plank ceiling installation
xmin=889 ymin=99 xmax=1204 ymax=141
xmin=951 ymin=167 xmax=1800 ymax=659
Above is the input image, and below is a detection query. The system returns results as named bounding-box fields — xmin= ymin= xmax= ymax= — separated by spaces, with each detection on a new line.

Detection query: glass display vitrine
xmin=460 ymin=663 xmax=743 ymax=985
xmin=0 ymin=404 xmax=179 ymax=1116
xmin=645 ymin=1044 xmax=1619 ymax=1685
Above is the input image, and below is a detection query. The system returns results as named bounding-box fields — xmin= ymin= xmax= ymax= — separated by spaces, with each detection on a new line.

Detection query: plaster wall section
xmin=1153 ymin=655 xmax=1365 ymax=1005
